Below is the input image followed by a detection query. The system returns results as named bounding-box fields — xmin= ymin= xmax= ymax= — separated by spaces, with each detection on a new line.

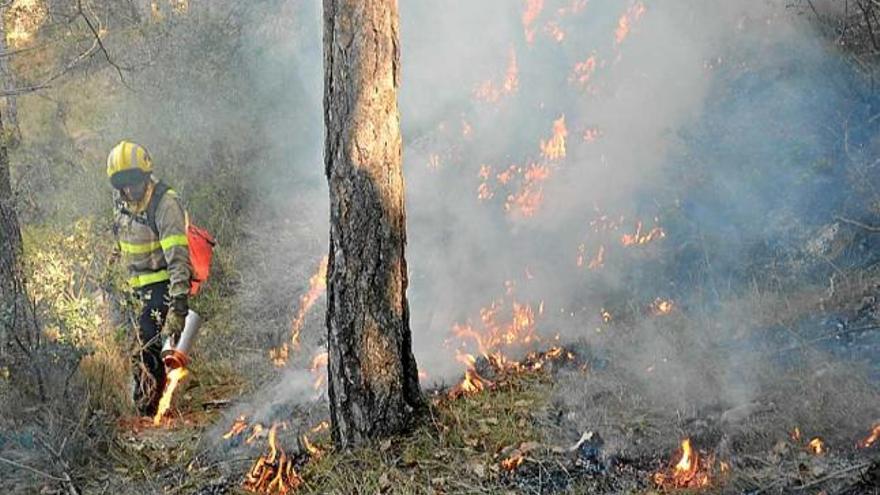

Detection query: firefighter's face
xmin=120 ymin=179 xmax=148 ymax=202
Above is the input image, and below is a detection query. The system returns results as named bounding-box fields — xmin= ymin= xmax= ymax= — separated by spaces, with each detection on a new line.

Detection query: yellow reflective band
xmin=128 ymin=270 xmax=170 ymax=288
xmin=119 ymin=240 xmax=161 ymax=254
xmin=160 ymin=234 xmax=189 ymax=250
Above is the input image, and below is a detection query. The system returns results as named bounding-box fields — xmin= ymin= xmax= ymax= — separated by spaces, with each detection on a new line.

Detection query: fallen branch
xmin=834 ymin=215 xmax=880 ymax=232
xmin=0 ymin=455 xmax=66 ymax=482
xmin=793 ymin=461 xmax=872 ymax=491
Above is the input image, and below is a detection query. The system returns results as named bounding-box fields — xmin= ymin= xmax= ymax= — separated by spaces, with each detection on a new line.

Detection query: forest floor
xmin=84 ymin=317 xmax=880 ymax=495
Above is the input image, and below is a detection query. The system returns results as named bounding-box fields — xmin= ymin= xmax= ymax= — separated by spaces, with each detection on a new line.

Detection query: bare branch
xmin=0 ymin=455 xmax=67 ymax=482
xmin=76 ymin=0 xmax=130 ymax=88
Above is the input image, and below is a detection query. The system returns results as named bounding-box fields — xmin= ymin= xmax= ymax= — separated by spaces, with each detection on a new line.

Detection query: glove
xmin=162 ymin=311 xmax=186 ymax=341
xmin=162 ymin=296 xmax=188 ymax=340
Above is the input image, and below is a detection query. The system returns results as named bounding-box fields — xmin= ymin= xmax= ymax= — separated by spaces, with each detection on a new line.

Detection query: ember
xmin=860 ymin=424 xmax=880 ymax=448
xmin=651 ymin=298 xmax=674 ymax=315
xmin=243 ymin=424 xmax=304 ymax=495
xmin=808 ymin=437 xmax=825 ymax=455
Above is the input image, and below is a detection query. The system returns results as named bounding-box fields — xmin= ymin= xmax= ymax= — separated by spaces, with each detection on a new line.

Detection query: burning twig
xmin=243 ymin=424 xmax=304 ymax=495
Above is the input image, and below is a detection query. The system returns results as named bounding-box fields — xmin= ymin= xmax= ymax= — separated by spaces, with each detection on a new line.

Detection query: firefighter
xmin=107 ymin=140 xmax=191 ymax=417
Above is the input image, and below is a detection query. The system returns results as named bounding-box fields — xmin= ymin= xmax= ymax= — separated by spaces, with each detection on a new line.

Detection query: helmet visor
xmin=110 ymin=169 xmax=147 ymax=190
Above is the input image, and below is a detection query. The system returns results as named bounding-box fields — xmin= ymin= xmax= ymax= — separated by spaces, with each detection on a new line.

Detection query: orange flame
xmin=653 ymin=438 xmax=712 ymax=488
xmin=588 ymin=245 xmax=605 ymax=270
xmin=153 ymin=367 xmax=188 ymax=426
xmin=621 ymin=220 xmax=665 ymax=246
xmin=271 ymin=257 xmax=328 ymax=367
xmin=247 ymin=424 xmax=266 ymax=445
xmin=543 ymin=21 xmax=565 ymax=42
xmin=310 ymin=421 xmax=330 ymax=434
xmin=501 ymin=450 xmax=525 ymax=471
xmin=651 ymin=298 xmax=674 ymax=316
xmin=301 ymin=434 xmax=322 ymax=458
xmin=310 ymin=351 xmax=329 ymax=391
xmin=540 ymin=115 xmax=567 ymax=161
xmin=474 ymin=48 xmax=519 ymax=103
xmin=861 ymin=424 xmax=880 ymax=448
xmin=583 ymin=128 xmax=602 ymax=142
xmin=614 ymin=2 xmax=646 ymax=46
xmin=522 ymin=0 xmax=544 ymax=44
xmin=243 ymin=423 xmax=304 ymax=494
xmin=224 ymin=415 xmax=249 ymax=440
xmin=808 ymin=437 xmax=825 ymax=455
xmin=571 ymin=54 xmax=598 ymax=89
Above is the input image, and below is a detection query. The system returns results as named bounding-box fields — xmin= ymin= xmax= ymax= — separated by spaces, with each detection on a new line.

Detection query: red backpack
xmin=147 ymin=182 xmax=216 ymax=296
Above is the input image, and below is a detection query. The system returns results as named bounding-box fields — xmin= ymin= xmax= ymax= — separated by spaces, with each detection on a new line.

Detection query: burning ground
xmin=5 ymin=0 xmax=880 ymax=494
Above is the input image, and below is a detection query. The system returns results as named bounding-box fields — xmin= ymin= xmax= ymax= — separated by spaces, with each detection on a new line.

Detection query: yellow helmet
xmin=107 ymin=140 xmax=152 ymax=189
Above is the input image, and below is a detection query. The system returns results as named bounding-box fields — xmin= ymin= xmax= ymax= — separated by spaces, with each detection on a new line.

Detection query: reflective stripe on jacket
xmin=115 ymin=180 xmax=192 ymax=298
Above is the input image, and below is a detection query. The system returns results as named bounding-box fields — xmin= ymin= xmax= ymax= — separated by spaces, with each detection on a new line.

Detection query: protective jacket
xmin=114 ymin=179 xmax=192 ymax=299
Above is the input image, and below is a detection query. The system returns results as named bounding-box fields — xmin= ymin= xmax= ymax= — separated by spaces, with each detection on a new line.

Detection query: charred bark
xmin=323 ymin=0 xmax=426 ymax=448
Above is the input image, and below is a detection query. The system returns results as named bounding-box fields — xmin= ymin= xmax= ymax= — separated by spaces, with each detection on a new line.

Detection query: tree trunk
xmin=0 ymin=5 xmax=19 ymax=137
xmin=0 ymin=105 xmax=22 ymax=357
xmin=323 ymin=0 xmax=425 ymax=449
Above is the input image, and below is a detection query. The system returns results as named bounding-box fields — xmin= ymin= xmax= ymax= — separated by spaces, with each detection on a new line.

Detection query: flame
xmin=224 ymin=415 xmax=249 ymax=439
xmin=651 ymin=298 xmax=674 ymax=315
xmin=861 ymin=424 xmax=880 ymax=448
xmin=653 ymin=438 xmax=712 ymax=488
xmin=543 ymin=21 xmax=565 ymax=42
xmin=808 ymin=437 xmax=825 ymax=455
xmin=474 ymin=48 xmax=519 ymax=103
xmin=570 ymin=54 xmax=598 ymax=89
xmin=243 ymin=423 xmax=304 ymax=495
xmin=621 ymin=220 xmax=665 ymax=246
xmin=271 ymin=257 xmax=328 ymax=367
xmin=501 ymin=450 xmax=525 ymax=471
xmin=791 ymin=426 xmax=801 ymax=442
xmin=310 ymin=421 xmax=330 ymax=434
xmin=449 ymin=368 xmax=492 ymax=399
xmin=153 ymin=367 xmax=189 ymax=426
xmin=522 ymin=0 xmax=544 ymax=44
xmin=583 ymin=128 xmax=602 ymax=142
xmin=310 ymin=351 xmax=329 ymax=391
xmin=540 ymin=115 xmax=567 ymax=161
xmin=301 ymin=434 xmax=322 ymax=458
xmin=614 ymin=2 xmax=646 ymax=46
xmin=601 ymin=309 xmax=612 ymax=323
xmin=505 ymin=164 xmax=552 ymax=217
xmin=462 ymin=120 xmax=473 ymax=138
xmin=588 ymin=245 xmax=605 ymax=270
xmin=247 ymin=424 xmax=267 ymax=445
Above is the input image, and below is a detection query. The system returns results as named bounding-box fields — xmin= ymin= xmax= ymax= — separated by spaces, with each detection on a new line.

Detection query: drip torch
xmin=162 ymin=310 xmax=202 ymax=369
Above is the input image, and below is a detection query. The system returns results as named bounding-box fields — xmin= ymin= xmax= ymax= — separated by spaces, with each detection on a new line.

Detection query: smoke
xmin=188 ymin=0 xmax=874 ymax=417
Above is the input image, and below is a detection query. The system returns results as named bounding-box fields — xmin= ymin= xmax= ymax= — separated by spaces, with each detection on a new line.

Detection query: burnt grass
xmin=81 ymin=325 xmax=879 ymax=494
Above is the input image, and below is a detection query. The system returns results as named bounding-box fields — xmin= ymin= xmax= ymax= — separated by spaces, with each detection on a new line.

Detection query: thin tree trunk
xmin=0 ymin=105 xmax=21 ymax=357
xmin=323 ymin=0 xmax=425 ymax=449
xmin=0 ymin=5 xmax=19 ymax=135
